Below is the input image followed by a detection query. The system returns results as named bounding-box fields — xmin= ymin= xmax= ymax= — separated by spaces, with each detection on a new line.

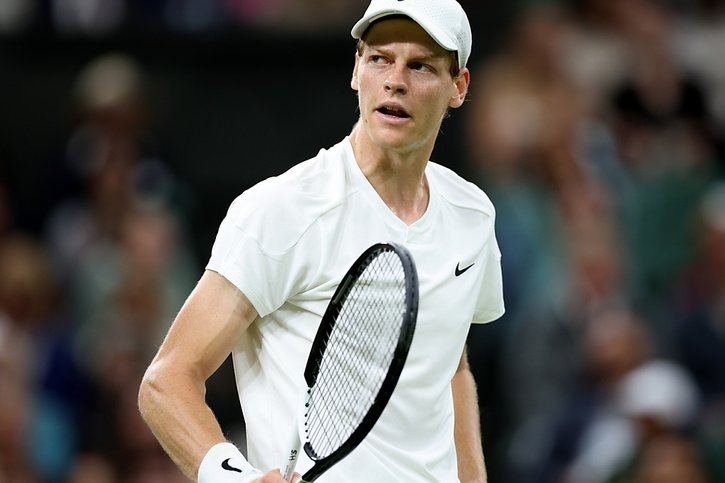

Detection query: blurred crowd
xmin=466 ymin=0 xmax=725 ymax=482
xmin=0 ymin=0 xmax=369 ymax=36
xmin=1 ymin=0 xmax=724 ymax=482
xmin=0 ymin=51 xmax=199 ymax=482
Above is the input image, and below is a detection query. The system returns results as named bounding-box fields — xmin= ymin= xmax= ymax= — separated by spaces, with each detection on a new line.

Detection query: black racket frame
xmin=300 ymin=242 xmax=418 ymax=482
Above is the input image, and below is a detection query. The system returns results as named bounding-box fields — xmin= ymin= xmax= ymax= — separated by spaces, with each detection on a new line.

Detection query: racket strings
xmin=309 ymin=303 xmax=392 ymax=432
xmin=307 ymin=304 xmax=400 ymax=457
xmin=305 ymin=251 xmax=407 ymax=459
xmin=307 ymin=293 xmax=399 ymax=452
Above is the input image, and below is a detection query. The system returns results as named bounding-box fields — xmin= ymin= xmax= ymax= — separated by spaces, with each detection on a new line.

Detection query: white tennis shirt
xmin=206 ymin=137 xmax=504 ymax=482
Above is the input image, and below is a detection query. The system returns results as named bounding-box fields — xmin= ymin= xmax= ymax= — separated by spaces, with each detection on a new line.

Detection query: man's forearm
xmin=138 ymin=361 xmax=227 ymax=481
xmin=138 ymin=270 xmax=261 ymax=481
xmin=452 ymin=352 xmax=487 ymax=483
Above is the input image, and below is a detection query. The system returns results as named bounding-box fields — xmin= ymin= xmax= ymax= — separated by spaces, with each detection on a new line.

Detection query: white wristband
xmin=198 ymin=442 xmax=264 ymax=483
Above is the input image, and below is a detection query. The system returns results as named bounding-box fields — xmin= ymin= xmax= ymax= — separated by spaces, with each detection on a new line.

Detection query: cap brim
xmin=351 ymin=10 xmax=458 ymax=53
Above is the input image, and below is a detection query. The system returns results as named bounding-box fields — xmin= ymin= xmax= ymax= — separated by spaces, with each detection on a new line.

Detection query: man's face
xmin=351 ymin=18 xmax=469 ymax=155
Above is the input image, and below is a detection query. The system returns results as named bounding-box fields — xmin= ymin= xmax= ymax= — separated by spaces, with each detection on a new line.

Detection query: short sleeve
xmin=205 ymin=189 xmax=316 ymax=318
xmin=472 ymin=230 xmax=505 ymax=324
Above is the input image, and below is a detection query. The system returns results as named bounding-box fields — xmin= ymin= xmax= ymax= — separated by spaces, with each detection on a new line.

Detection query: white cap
xmin=351 ymin=0 xmax=473 ymax=69
xmin=616 ymin=360 xmax=699 ymax=429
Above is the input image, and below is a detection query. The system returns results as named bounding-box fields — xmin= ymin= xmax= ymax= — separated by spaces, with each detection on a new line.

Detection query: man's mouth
xmin=376 ymin=104 xmax=411 ymax=119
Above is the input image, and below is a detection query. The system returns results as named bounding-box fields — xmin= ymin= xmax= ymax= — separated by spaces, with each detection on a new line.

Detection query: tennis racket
xmin=281 ymin=242 xmax=418 ymax=482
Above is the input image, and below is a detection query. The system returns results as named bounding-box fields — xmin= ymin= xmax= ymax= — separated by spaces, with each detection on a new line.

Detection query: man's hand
xmin=254 ymin=469 xmax=301 ymax=483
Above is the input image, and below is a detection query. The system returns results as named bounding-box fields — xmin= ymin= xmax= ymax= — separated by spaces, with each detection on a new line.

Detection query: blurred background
xmin=0 ymin=0 xmax=724 ymax=482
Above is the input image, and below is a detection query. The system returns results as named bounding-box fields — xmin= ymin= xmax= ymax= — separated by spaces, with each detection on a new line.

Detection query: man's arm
xmin=137 ymin=270 xmax=294 ymax=482
xmin=452 ymin=346 xmax=488 ymax=483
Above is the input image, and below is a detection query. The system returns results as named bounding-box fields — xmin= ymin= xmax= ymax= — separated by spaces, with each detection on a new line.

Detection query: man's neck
xmin=349 ymin=125 xmax=432 ymax=225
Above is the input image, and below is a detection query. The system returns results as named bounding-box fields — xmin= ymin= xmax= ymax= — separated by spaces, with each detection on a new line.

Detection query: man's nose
xmin=384 ymin=66 xmax=408 ymax=94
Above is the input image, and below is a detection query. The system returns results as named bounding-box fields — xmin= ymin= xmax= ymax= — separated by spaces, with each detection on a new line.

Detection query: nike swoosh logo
xmin=221 ymin=458 xmax=243 ymax=473
xmin=455 ymin=262 xmax=475 ymax=277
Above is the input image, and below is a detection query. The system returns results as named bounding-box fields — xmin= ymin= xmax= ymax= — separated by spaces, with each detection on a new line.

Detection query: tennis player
xmin=138 ymin=0 xmax=504 ymax=482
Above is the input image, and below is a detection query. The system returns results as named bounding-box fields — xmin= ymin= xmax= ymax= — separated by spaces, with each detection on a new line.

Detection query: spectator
xmin=39 ymin=52 xmax=199 ymax=481
xmin=670 ymin=182 xmax=725 ymax=482
xmin=603 ymin=0 xmax=719 ymax=302
xmin=464 ymin=3 xmax=629 ymax=470
xmin=541 ymin=309 xmax=700 ymax=483
xmin=628 ymin=432 xmax=711 ymax=483
xmin=0 ymin=234 xmax=82 ymax=481
xmin=44 ymin=53 xmax=196 ymax=326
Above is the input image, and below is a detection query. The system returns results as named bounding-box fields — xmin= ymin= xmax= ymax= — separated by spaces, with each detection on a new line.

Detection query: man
xmin=138 ymin=0 xmax=505 ymax=482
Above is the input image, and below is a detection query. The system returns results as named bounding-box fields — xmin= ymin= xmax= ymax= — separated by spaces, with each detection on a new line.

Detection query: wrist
xmin=198 ymin=442 xmax=264 ymax=483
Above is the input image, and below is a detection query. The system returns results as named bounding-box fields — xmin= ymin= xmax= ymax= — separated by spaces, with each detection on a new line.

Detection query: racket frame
xmin=283 ymin=242 xmax=418 ymax=482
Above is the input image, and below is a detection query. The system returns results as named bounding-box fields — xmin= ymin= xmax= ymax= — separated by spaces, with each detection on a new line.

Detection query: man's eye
xmin=411 ymin=62 xmax=432 ymax=72
xmin=370 ymin=55 xmax=386 ymax=63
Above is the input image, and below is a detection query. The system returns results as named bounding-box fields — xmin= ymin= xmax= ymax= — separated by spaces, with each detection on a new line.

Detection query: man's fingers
xmin=260 ymin=468 xmax=300 ymax=482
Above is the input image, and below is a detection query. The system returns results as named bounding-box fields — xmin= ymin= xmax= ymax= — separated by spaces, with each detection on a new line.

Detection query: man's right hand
xmin=255 ymin=469 xmax=301 ymax=483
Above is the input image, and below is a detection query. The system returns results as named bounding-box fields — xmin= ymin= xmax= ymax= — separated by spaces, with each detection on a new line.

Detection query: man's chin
xmin=374 ymin=131 xmax=432 ymax=156
xmin=368 ymin=126 xmax=417 ymax=150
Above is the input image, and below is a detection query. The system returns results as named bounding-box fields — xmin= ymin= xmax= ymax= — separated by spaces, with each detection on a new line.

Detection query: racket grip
xmin=282 ymin=428 xmax=301 ymax=482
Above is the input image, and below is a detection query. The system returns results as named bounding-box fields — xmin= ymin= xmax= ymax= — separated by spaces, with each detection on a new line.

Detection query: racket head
xmin=299 ymin=242 xmax=418 ymax=481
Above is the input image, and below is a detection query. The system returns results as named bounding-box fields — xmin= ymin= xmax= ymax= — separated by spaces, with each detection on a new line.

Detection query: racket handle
xmin=282 ymin=428 xmax=301 ymax=482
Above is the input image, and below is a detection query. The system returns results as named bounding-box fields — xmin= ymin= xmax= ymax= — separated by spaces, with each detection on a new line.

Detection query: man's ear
xmin=351 ymin=53 xmax=361 ymax=92
xmin=448 ymin=67 xmax=470 ymax=109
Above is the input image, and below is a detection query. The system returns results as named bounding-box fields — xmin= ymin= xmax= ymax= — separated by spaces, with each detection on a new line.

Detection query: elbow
xmin=138 ymin=361 xmax=164 ymax=423
xmin=138 ymin=359 xmax=204 ymax=422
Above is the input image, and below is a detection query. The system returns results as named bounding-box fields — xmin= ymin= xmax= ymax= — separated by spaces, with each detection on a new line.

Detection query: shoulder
xmin=427 ymin=162 xmax=496 ymax=219
xmin=223 ymin=140 xmax=350 ymax=253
